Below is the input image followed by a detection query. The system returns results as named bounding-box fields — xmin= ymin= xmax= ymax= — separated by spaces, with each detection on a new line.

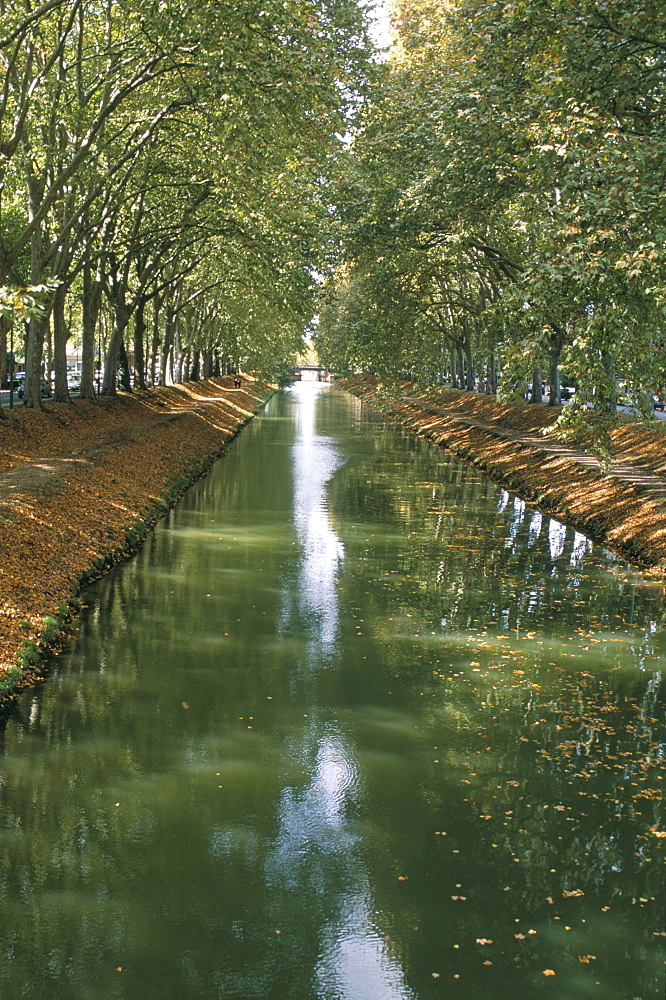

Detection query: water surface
xmin=0 ymin=383 xmax=664 ymax=999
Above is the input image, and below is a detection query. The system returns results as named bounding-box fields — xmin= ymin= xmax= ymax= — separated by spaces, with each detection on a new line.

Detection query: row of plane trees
xmin=315 ymin=0 xmax=666 ymax=435
xmin=0 ymin=0 xmax=375 ymax=405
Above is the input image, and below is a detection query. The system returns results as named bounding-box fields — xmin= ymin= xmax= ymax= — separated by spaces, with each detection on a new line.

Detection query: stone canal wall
xmin=0 ymin=376 xmax=274 ymax=705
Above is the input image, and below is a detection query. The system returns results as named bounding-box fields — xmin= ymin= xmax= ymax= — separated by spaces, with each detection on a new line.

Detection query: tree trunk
xmin=133 ymin=298 xmax=147 ymax=389
xmin=52 ymin=283 xmax=70 ymax=402
xmin=597 ymin=348 xmax=617 ymax=415
xmin=149 ymin=297 xmax=161 ymax=386
xmin=0 ymin=316 xmax=7 ymax=390
xmin=463 ymin=335 xmax=475 ymax=390
xmin=547 ymin=326 xmax=565 ymax=406
xmin=81 ymin=261 xmax=102 ymax=402
xmin=449 ymin=345 xmax=457 ymax=388
xmin=487 ymin=352 xmax=496 ymax=394
xmin=548 ymin=352 xmax=561 ymax=405
xmin=102 ymin=290 xmax=129 ymax=395
xmin=117 ymin=337 xmax=132 ymax=391
xmin=24 ymin=313 xmax=49 ymax=408
xmin=158 ymin=300 xmax=176 ymax=386
xmin=24 ymin=217 xmax=47 ymax=408
xmin=531 ymin=367 xmax=543 ymax=404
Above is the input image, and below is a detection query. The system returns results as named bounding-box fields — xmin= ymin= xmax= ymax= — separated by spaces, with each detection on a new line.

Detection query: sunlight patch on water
xmin=286 ymin=383 xmax=345 ymax=653
xmin=316 ymin=890 xmax=416 ymax=1000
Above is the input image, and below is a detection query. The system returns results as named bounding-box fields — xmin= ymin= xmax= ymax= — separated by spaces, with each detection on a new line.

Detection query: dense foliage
xmin=0 ymin=0 xmax=374 ymax=404
xmin=316 ymin=0 xmax=666 ymax=435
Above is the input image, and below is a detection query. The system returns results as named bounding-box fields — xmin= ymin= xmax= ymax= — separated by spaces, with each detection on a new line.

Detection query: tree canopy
xmin=0 ymin=0 xmax=374 ymax=403
xmin=316 ymin=0 xmax=666 ymax=443
xmin=3 ymin=0 xmax=665 ymax=436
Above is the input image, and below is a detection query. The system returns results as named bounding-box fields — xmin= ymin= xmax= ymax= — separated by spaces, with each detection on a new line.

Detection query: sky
xmin=368 ymin=1 xmax=394 ymax=51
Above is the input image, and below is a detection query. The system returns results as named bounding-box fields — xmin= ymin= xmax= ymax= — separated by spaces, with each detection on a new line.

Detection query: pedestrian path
xmin=401 ymin=394 xmax=666 ymax=504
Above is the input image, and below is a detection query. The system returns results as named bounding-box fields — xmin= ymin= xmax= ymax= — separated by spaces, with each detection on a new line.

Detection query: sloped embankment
xmin=0 ymin=376 xmax=273 ymax=703
xmin=342 ymin=376 xmax=666 ymax=573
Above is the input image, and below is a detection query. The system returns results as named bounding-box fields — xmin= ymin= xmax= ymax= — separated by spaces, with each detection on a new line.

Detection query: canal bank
xmin=342 ymin=376 xmax=666 ymax=574
xmin=0 ymin=375 xmax=274 ymax=703
xmin=0 ymin=381 xmax=663 ymax=1000
xmin=3 ymin=373 xmax=666 ymax=705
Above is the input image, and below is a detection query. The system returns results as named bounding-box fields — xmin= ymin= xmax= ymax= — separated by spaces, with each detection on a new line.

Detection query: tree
xmin=322 ymin=0 xmax=666 ymax=449
xmin=0 ymin=0 xmax=374 ymax=404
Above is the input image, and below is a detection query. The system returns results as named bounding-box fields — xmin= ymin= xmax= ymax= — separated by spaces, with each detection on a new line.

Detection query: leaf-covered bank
xmin=342 ymin=377 xmax=666 ymax=573
xmin=0 ymin=376 xmax=273 ymax=705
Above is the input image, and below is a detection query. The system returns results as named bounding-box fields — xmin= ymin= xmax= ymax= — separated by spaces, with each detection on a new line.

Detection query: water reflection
xmin=267 ymin=721 xmax=415 ymax=1000
xmin=273 ymin=384 xmax=414 ymax=998
xmin=315 ymin=891 xmax=416 ymax=1000
xmin=285 ymin=383 xmax=344 ymax=652
xmin=0 ymin=385 xmax=663 ymax=1000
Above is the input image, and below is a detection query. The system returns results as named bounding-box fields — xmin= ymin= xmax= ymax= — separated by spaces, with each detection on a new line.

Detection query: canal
xmin=0 ymin=383 xmax=664 ymax=999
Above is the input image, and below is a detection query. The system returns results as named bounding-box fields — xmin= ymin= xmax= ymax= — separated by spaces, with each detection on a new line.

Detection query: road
xmin=0 ymin=387 xmax=82 ymax=407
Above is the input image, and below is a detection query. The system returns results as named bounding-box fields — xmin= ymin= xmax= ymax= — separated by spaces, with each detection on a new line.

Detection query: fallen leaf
xmin=542 ymin=969 xmax=556 ymax=976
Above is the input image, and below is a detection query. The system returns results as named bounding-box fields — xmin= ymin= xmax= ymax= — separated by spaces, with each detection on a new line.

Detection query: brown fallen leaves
xmin=343 ymin=376 xmax=666 ymax=570
xmin=0 ymin=376 xmax=271 ymax=698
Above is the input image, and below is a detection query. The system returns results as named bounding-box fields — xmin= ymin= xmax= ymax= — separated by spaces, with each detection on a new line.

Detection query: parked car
xmin=559 ymin=385 xmax=576 ymax=401
xmin=653 ymin=394 xmax=665 ymax=411
xmin=17 ymin=379 xmax=52 ymax=399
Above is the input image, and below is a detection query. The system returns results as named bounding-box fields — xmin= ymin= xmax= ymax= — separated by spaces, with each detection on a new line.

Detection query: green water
xmin=0 ymin=384 xmax=664 ymax=1000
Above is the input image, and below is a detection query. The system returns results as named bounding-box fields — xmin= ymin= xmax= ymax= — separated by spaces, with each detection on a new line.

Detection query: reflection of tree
xmin=329 ymin=421 xmax=666 ymax=648
xmin=327 ymin=400 xmax=665 ymax=998
xmin=0 ymin=386 xmax=663 ymax=999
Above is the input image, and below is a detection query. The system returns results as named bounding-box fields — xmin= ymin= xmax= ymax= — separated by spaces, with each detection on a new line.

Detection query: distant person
xmin=234 ymin=376 xmax=242 ymax=388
